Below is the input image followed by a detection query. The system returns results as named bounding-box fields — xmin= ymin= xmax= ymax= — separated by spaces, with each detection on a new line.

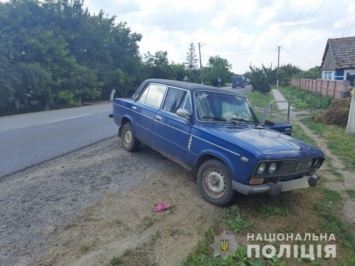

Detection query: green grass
xmin=322 ymin=188 xmax=342 ymax=203
xmin=279 ymin=86 xmax=333 ymax=109
xmin=248 ymin=91 xmax=274 ymax=108
xmin=346 ymin=190 xmax=355 ymax=198
xmin=224 ymin=206 xmax=254 ymax=233
xmin=109 ymin=256 xmax=123 ymax=266
xmin=259 ymin=203 xmax=290 ymax=217
xmin=291 ymin=124 xmax=318 ymax=146
xmin=301 ymin=118 xmax=355 ymax=171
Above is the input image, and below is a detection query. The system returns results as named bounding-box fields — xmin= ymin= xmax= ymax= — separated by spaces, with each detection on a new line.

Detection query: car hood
xmin=202 ymin=125 xmax=323 ymax=159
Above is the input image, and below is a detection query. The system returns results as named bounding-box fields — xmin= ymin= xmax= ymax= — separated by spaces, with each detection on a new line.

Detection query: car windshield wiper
xmin=202 ymin=116 xmax=227 ymax=122
xmin=229 ymin=117 xmax=258 ymax=125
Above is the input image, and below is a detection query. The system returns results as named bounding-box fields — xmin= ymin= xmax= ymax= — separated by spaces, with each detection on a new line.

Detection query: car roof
xmin=132 ymin=78 xmax=244 ymax=99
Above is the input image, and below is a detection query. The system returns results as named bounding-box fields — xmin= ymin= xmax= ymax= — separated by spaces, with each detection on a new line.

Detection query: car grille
xmin=277 ymin=159 xmax=312 ymax=175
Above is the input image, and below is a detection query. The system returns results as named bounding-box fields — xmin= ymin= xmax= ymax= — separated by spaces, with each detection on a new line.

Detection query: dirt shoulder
xmin=0 ymin=138 xmax=223 ymax=266
xmin=290 ymin=112 xmax=355 ymax=225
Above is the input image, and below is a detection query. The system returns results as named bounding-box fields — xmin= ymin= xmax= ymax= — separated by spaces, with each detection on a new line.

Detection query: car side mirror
xmin=176 ymin=108 xmax=192 ymax=121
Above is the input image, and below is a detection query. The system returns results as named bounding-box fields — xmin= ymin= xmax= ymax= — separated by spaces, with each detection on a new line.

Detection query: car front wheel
xmin=197 ymin=159 xmax=234 ymax=206
xmin=121 ymin=123 xmax=140 ymax=152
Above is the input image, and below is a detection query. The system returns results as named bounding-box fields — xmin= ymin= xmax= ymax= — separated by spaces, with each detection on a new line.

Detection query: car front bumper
xmin=232 ymin=174 xmax=320 ymax=196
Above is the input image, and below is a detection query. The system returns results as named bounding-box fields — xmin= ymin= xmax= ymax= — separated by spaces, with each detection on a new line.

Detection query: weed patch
xmin=279 ymin=86 xmax=333 ymax=110
xmin=346 ymin=190 xmax=355 ymax=198
xmin=259 ymin=203 xmax=290 ymax=217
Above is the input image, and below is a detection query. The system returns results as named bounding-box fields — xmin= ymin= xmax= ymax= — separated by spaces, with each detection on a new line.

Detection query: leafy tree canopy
xmin=203 ymin=56 xmax=232 ymax=86
xmin=0 ymin=0 xmax=143 ymax=112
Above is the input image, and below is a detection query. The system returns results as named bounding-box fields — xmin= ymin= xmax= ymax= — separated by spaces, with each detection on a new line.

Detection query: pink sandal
xmin=154 ymin=203 xmax=171 ymax=212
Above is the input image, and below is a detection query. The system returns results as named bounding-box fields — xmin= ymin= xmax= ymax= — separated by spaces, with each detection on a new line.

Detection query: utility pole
xmin=277 ymin=46 xmax=281 ymax=88
xmin=198 ymin=42 xmax=204 ymax=84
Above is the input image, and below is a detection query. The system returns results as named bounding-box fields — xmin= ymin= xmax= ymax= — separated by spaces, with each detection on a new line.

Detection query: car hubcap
xmin=204 ymin=169 xmax=226 ymax=196
xmin=124 ymin=130 xmax=132 ymax=144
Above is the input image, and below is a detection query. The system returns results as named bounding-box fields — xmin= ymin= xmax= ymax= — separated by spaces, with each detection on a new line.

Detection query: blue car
xmin=111 ymin=79 xmax=324 ymax=206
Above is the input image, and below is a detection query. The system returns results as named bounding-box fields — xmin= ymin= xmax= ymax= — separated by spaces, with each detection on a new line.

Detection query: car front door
xmin=261 ymin=100 xmax=292 ymax=135
xmin=131 ymin=83 xmax=167 ymax=144
xmin=150 ymin=87 xmax=192 ymax=164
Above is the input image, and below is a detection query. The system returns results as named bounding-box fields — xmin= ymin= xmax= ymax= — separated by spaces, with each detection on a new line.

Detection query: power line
xmin=283 ymin=3 xmax=310 ymax=40
xmin=287 ymin=0 xmax=326 ymax=47
xmin=342 ymin=7 xmax=355 ymax=37
xmin=283 ymin=49 xmax=320 ymax=66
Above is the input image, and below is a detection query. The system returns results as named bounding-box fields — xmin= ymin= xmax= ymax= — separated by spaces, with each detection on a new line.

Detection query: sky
xmin=3 ymin=0 xmax=355 ymax=74
xmin=81 ymin=0 xmax=355 ymax=74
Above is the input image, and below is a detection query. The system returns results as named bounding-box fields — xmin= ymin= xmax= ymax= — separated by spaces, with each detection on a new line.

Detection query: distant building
xmin=321 ymin=36 xmax=355 ymax=86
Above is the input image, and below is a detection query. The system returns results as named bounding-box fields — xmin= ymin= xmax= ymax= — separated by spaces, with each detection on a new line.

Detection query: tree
xmin=244 ymin=65 xmax=271 ymax=94
xmin=0 ymin=0 xmax=144 ymax=113
xmin=170 ymin=62 xmax=188 ymax=81
xmin=277 ymin=64 xmax=301 ymax=85
xmin=186 ymin=43 xmax=198 ymax=70
xmin=18 ymin=62 xmax=52 ymax=110
xmin=144 ymin=51 xmax=174 ymax=79
xmin=299 ymin=66 xmax=321 ymax=79
xmin=0 ymin=42 xmax=18 ymax=110
xmin=203 ymin=56 xmax=232 ymax=86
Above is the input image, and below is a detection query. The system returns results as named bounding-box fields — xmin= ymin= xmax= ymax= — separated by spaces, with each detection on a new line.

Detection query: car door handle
xmin=132 ymin=106 xmax=137 ymax=110
xmin=155 ymin=115 xmax=162 ymax=121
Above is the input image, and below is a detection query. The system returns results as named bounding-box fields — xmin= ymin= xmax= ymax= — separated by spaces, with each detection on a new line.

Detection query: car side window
xmin=138 ymin=84 xmax=167 ymax=108
xmin=162 ymin=87 xmax=188 ymax=114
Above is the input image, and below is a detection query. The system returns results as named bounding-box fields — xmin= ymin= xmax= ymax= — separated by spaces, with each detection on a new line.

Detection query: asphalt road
xmin=0 ymin=103 xmax=116 ymax=178
xmin=223 ymin=84 xmax=252 ymax=95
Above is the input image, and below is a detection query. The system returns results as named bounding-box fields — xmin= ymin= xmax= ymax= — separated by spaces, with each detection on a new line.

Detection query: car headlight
xmin=257 ymin=163 xmax=266 ymax=175
xmin=312 ymin=158 xmax=319 ymax=167
xmin=268 ymin=162 xmax=277 ymax=174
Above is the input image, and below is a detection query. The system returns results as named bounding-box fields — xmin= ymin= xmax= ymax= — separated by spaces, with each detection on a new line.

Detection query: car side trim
xmin=191 ymin=134 xmax=240 ymax=157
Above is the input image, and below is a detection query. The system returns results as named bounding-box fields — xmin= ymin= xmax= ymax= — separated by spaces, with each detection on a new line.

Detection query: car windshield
xmin=195 ymin=91 xmax=259 ymax=124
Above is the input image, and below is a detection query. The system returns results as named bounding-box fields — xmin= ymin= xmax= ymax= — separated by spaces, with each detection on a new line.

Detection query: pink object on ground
xmin=154 ymin=203 xmax=171 ymax=212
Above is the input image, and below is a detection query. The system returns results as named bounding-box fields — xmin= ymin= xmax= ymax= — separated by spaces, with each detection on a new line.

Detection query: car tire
xmin=197 ymin=159 xmax=234 ymax=206
xmin=121 ymin=123 xmax=140 ymax=152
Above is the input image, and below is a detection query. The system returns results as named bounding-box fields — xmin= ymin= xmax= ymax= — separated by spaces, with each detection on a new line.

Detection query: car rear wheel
xmin=121 ymin=123 xmax=140 ymax=152
xmin=197 ymin=159 xmax=234 ymax=206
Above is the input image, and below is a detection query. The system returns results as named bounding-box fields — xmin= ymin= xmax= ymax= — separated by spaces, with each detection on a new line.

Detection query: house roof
xmin=321 ymin=36 xmax=355 ymax=69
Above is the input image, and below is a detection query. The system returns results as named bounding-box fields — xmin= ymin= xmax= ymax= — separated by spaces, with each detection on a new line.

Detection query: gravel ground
xmin=0 ymin=137 xmax=168 ymax=265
